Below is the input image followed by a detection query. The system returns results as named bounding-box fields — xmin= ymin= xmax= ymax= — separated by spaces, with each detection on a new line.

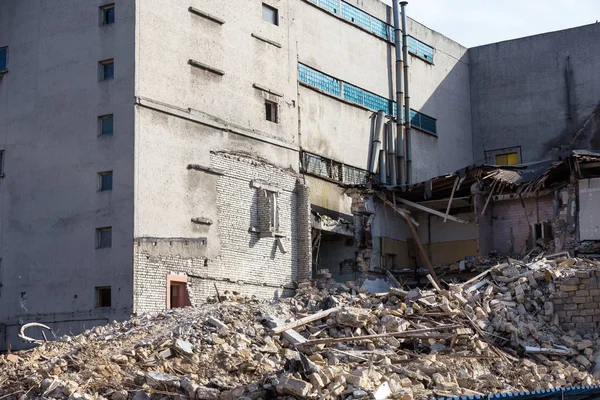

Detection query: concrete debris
xmin=2 ymin=256 xmax=600 ymax=399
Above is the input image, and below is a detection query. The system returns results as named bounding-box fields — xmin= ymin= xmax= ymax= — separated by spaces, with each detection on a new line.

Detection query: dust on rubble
xmin=2 ymin=255 xmax=600 ymax=400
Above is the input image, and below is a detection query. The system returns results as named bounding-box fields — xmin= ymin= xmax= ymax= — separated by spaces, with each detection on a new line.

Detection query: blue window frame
xmin=99 ymin=115 xmax=113 ymax=135
xmin=0 ymin=47 xmax=7 ymax=71
xmin=299 ymin=63 xmax=437 ymax=134
xmin=99 ymin=171 xmax=113 ymax=191
xmin=100 ymin=59 xmax=114 ymax=80
xmin=298 ymin=63 xmax=341 ymax=97
xmin=101 ymin=4 xmax=115 ymax=25
xmin=309 ymin=0 xmax=435 ymax=63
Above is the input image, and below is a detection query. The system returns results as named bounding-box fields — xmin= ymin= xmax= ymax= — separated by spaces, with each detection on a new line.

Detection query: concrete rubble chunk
xmin=276 ymin=375 xmax=313 ymax=397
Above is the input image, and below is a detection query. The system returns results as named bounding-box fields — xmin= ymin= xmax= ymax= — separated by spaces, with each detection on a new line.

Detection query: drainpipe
xmin=369 ymin=110 xmax=386 ymax=175
xmin=392 ymin=0 xmax=405 ymax=185
xmin=387 ymin=121 xmax=397 ymax=185
xmin=380 ymin=115 xmax=388 ymax=184
xmin=400 ymin=1 xmax=411 ymax=184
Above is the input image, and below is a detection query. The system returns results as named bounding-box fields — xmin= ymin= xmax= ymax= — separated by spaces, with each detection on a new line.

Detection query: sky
xmin=380 ymin=0 xmax=600 ymax=48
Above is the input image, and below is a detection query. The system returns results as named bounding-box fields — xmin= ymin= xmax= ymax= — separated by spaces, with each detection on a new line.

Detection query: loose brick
xmin=563 ymin=277 xmax=580 ymax=286
xmin=572 ymin=316 xmax=586 ymax=324
xmin=561 ymin=285 xmax=579 ymax=292
xmin=573 ymin=296 xmax=586 ymax=304
xmin=575 ymin=271 xmax=591 ymax=279
xmin=577 ymin=290 xmax=590 ymax=297
xmin=590 ymin=289 xmax=600 ymax=296
xmin=564 ymin=303 xmax=578 ymax=311
xmin=580 ymin=309 xmax=596 ymax=316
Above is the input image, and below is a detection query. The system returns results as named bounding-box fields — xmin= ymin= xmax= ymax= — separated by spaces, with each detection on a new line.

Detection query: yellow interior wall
xmin=381 ymin=238 xmax=477 ymax=269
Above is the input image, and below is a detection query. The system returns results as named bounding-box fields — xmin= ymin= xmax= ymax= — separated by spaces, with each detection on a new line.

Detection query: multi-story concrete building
xmin=0 ymin=0 xmax=598 ymax=349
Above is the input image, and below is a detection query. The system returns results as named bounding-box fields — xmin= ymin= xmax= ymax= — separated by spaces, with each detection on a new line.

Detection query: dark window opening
xmin=100 ymin=4 xmax=115 ymax=25
xmin=169 ymin=282 xmax=191 ymax=309
xmin=265 ymin=100 xmax=278 ymax=123
xmin=99 ymin=114 xmax=113 ymax=135
xmin=0 ymin=150 xmax=5 ymax=177
xmin=96 ymin=286 xmax=111 ymax=307
xmin=99 ymin=59 xmax=114 ymax=80
xmin=96 ymin=227 xmax=112 ymax=248
xmin=98 ymin=171 xmax=113 ymax=191
xmin=0 ymin=47 xmax=7 ymax=71
xmin=262 ymin=3 xmax=278 ymax=25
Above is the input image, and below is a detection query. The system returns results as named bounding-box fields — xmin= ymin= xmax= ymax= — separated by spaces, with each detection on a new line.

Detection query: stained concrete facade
xmin=1 ymin=0 xmax=599 ymax=350
xmin=470 ymin=23 xmax=600 ymax=164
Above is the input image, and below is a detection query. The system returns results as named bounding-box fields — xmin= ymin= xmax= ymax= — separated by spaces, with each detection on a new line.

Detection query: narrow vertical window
xmin=98 ymin=114 xmax=113 ymax=136
xmin=100 ymin=4 xmax=115 ymax=25
xmin=99 ymin=59 xmax=114 ymax=81
xmin=96 ymin=286 xmax=112 ymax=307
xmin=96 ymin=227 xmax=112 ymax=248
xmin=0 ymin=47 xmax=7 ymax=71
xmin=262 ymin=3 xmax=278 ymax=25
xmin=0 ymin=150 xmax=5 ymax=176
xmin=265 ymin=100 xmax=278 ymax=123
xmin=98 ymin=171 xmax=113 ymax=191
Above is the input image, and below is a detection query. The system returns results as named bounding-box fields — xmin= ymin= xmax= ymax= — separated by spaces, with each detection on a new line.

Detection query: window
xmin=98 ymin=171 xmax=113 ymax=191
xmin=265 ymin=100 xmax=278 ymax=122
xmin=96 ymin=227 xmax=112 ymax=248
xmin=0 ymin=47 xmax=7 ymax=71
xmin=96 ymin=286 xmax=111 ymax=307
xmin=0 ymin=150 xmax=5 ymax=177
xmin=98 ymin=114 xmax=113 ymax=135
xmin=262 ymin=3 xmax=278 ymax=25
xmin=99 ymin=59 xmax=114 ymax=81
xmin=100 ymin=4 xmax=115 ymax=25
xmin=495 ymin=152 xmax=519 ymax=166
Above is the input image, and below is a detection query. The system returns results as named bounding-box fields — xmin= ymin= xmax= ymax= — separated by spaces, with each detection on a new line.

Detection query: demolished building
xmin=1 ymin=0 xmax=600 ymax=351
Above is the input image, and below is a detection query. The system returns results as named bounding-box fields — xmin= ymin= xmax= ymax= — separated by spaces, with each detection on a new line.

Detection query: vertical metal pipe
xmin=565 ymin=55 xmax=572 ymax=120
xmin=369 ymin=111 xmax=385 ymax=173
xmin=387 ymin=121 xmax=397 ymax=185
xmin=400 ymin=1 xmax=411 ymax=184
xmin=393 ymin=0 xmax=405 ymax=185
xmin=380 ymin=117 xmax=387 ymax=184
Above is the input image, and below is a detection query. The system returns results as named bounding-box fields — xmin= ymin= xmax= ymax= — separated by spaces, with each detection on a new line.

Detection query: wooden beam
xmin=443 ymin=177 xmax=460 ymax=223
xmin=405 ymin=217 xmax=440 ymax=286
xmin=296 ymin=325 xmax=462 ymax=346
xmin=480 ymin=180 xmax=498 ymax=216
xmin=375 ymin=193 xmax=419 ymax=227
xmin=272 ymin=307 xmax=341 ymax=334
xmin=395 ymin=197 xmax=470 ymax=224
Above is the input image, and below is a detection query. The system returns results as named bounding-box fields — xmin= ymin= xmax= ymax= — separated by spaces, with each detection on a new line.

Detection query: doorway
xmin=166 ymin=275 xmax=191 ymax=309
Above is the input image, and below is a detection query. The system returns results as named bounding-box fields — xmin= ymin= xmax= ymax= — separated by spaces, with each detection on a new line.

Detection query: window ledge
xmin=188 ymin=6 xmax=225 ymax=24
xmin=0 ymin=70 xmax=8 ymax=75
xmin=410 ymin=52 xmax=434 ymax=65
xmin=188 ymin=59 xmax=224 ymax=76
xmin=251 ymin=33 xmax=282 ymax=48
xmin=412 ymin=126 xmax=438 ymax=138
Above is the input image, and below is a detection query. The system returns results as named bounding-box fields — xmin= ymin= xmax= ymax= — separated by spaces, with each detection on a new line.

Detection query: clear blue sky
xmin=381 ymin=0 xmax=600 ymax=47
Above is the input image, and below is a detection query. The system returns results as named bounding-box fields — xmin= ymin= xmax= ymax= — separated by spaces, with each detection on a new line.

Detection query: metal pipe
xmin=387 ymin=121 xmax=397 ymax=185
xmin=400 ymin=1 xmax=411 ymax=184
xmin=368 ymin=111 xmax=385 ymax=173
xmin=565 ymin=55 xmax=572 ymax=120
xmin=380 ymin=116 xmax=388 ymax=184
xmin=392 ymin=0 xmax=405 ymax=185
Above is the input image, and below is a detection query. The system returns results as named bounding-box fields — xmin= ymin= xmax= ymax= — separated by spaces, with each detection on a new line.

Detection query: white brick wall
xmin=133 ymin=151 xmax=302 ymax=313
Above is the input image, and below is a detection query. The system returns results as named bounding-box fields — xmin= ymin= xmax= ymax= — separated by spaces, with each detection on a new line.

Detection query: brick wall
xmin=553 ymin=270 xmax=600 ymax=334
xmin=133 ymin=152 xmax=301 ymax=313
xmin=492 ymin=195 xmax=555 ymax=256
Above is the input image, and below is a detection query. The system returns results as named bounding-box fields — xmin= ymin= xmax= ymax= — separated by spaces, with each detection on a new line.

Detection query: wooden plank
xmin=395 ymin=197 xmax=470 ymax=224
xmin=480 ymin=180 xmax=498 ymax=216
xmin=375 ymin=193 xmax=419 ymax=227
xmin=443 ymin=177 xmax=460 ymax=223
xmin=405 ymin=217 xmax=440 ymax=286
xmin=296 ymin=324 xmax=462 ymax=346
xmin=524 ymin=346 xmax=571 ymax=356
xmin=272 ymin=306 xmax=341 ymax=334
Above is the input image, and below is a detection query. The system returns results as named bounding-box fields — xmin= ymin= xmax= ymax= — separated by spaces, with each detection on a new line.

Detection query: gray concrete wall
xmin=0 ymin=0 xmax=136 ymax=349
xmin=470 ymin=23 xmax=600 ymax=164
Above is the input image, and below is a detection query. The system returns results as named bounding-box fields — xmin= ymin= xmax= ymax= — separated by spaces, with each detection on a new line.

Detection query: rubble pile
xmin=1 ymin=256 xmax=600 ymax=400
